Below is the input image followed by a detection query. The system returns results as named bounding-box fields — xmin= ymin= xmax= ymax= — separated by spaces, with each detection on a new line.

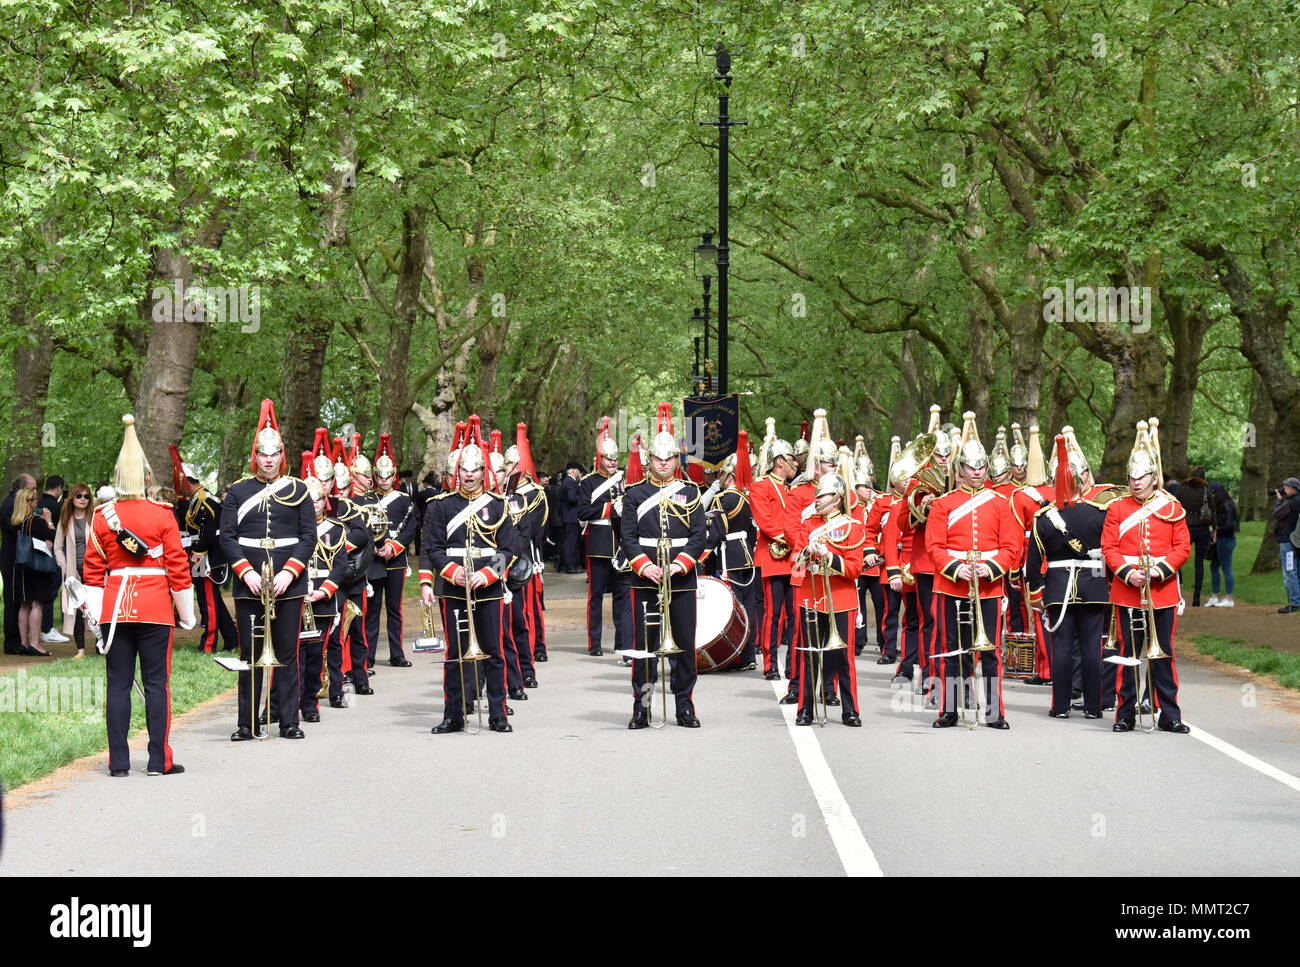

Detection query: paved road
xmin=3 ymin=572 xmax=1298 ymax=876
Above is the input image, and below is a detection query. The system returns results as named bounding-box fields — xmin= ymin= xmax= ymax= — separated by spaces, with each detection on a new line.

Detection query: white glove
xmin=85 ymin=585 xmax=105 ymax=623
xmin=172 ymin=586 xmax=197 ymax=630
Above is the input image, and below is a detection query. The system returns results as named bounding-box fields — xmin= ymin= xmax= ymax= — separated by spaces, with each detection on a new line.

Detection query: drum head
xmin=695 ymin=576 xmax=731 ymax=647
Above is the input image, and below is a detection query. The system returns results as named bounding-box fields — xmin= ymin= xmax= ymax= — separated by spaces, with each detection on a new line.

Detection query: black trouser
xmin=42 ymin=597 xmax=54 ymax=634
xmin=365 ymin=566 xmax=407 ymax=664
xmin=299 ymin=603 xmax=335 ymax=714
xmin=234 ymin=597 xmax=304 ymax=731
xmin=796 ymin=608 xmax=858 ymax=717
xmin=106 ymin=623 xmax=174 ymax=773
xmin=1113 ymin=605 xmax=1182 ymax=726
xmin=723 ymin=569 xmax=759 ymax=665
xmin=195 ymin=575 xmax=237 ymax=652
xmin=1044 ymin=601 xmax=1105 ymax=716
xmin=879 ymin=584 xmax=901 ymax=660
xmin=562 ymin=523 xmax=581 ymax=571
xmin=630 ymin=585 xmax=697 ymax=716
xmin=507 ymin=588 xmax=536 ymax=682
xmin=525 ymin=575 xmax=545 ymax=660
xmin=856 ymin=575 xmax=887 ymax=654
xmin=935 ymin=594 xmax=1006 ymax=720
xmin=438 ymin=596 xmax=506 ymax=722
xmin=342 ymin=589 xmax=369 ymax=681
xmin=586 ymin=557 xmax=631 ymax=652
xmin=1186 ymin=526 xmax=1212 ymax=600
xmin=896 ymin=573 xmax=935 ymax=683
xmin=760 ymin=573 xmax=795 ymax=677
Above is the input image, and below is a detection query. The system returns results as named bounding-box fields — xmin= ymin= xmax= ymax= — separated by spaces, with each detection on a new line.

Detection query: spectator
xmin=12 ymin=486 xmax=57 ymax=656
xmin=37 ymin=474 xmax=69 ymax=643
xmin=1272 ymin=477 xmax=1300 ymax=614
xmin=2 ymin=473 xmax=38 ymax=653
xmin=55 ymin=483 xmax=96 ymax=657
xmin=1173 ymin=466 xmax=1214 ymax=607
xmin=1205 ymin=483 xmax=1238 ymax=607
xmin=560 ymin=461 xmax=584 ymax=573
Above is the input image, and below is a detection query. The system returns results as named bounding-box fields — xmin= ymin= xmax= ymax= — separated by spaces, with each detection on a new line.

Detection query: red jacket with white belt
xmin=83 ymin=498 xmax=192 ymax=625
xmin=925 ymin=485 xmax=1020 ymax=599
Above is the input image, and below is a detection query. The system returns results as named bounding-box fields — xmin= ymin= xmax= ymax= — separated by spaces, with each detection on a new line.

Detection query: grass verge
xmin=1187 ymin=634 xmax=1300 ymax=692
xmin=0 ymin=649 xmax=234 ymax=789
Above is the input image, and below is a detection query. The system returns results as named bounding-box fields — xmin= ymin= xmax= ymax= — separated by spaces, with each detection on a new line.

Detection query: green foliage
xmin=1187 ymin=635 xmax=1300 ymax=692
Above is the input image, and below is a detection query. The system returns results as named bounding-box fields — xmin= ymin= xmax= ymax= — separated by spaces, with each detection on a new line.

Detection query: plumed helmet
xmin=489 ymin=451 xmax=504 ymax=475
xmin=114 ymin=414 xmax=152 ymax=498
xmin=1009 ymin=423 xmax=1028 ymax=469
xmin=457 ymin=444 xmax=485 ymax=473
xmin=814 ymin=470 xmax=847 ymax=502
xmin=809 ymin=438 xmax=838 ymax=466
xmin=374 ymin=433 xmax=397 ymax=479
xmin=647 ymin=430 xmax=679 ymax=461
xmin=504 ymin=444 xmax=520 ymax=465
xmin=352 ymin=454 xmax=372 ymax=477
xmin=853 ymin=455 xmax=875 ymax=489
xmin=305 ymin=476 xmax=325 ymax=502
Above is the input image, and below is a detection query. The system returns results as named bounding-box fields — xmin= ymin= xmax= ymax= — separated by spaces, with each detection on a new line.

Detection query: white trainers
xmin=40 ymin=629 xmax=70 ymax=643
xmin=1205 ymin=596 xmax=1219 ymax=607
xmin=1217 ymin=598 xmax=1235 ymax=607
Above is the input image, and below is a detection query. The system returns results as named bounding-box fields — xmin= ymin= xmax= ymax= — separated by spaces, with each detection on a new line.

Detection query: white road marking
xmin=771 ymin=681 xmax=883 ymax=877
xmin=1188 ymin=722 xmax=1300 ymax=794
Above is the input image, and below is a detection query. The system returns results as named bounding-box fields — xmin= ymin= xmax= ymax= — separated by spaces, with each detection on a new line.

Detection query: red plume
xmin=168 ymin=444 xmax=189 ymax=496
xmin=489 ymin=429 xmax=502 ymax=455
xmin=625 ymin=431 xmax=645 ymax=485
xmin=594 ymin=415 xmax=612 ymax=471
xmin=1054 ymin=434 xmax=1077 ymax=508
xmin=300 ymin=451 xmax=313 ymax=479
xmin=249 ymin=399 xmax=286 ymax=475
xmin=733 ymin=431 xmax=753 ymax=492
xmin=375 ymin=432 xmax=395 ymax=464
xmin=311 ymin=428 xmax=331 ymax=462
xmin=515 ymin=423 xmax=537 ymax=481
xmin=463 ymin=414 xmax=497 ymax=491
xmin=799 ymin=420 xmax=809 ymax=443
xmin=656 ymin=403 xmax=673 ymax=435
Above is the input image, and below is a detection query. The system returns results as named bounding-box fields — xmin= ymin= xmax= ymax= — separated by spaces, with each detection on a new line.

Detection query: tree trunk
xmin=1161 ymin=293 xmax=1210 ymax=478
xmin=1238 ymin=370 xmax=1276 ymax=521
xmin=279 ymin=312 xmax=336 ymax=460
xmin=216 ymin=375 xmax=252 ymax=488
xmin=6 ymin=292 xmax=54 ymax=482
xmin=1097 ymin=335 xmax=1167 ymax=484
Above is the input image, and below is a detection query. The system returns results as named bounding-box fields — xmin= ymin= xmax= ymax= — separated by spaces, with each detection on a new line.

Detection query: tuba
xmin=890 ymin=433 xmax=948 ymax=497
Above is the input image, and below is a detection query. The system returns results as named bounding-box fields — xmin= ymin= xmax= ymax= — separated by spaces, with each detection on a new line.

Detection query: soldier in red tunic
xmin=750 ymin=419 xmax=797 ymax=682
xmin=1101 ymin=423 xmax=1192 ymax=734
xmin=791 ymin=471 xmax=866 ymax=727
xmin=925 ymin=416 xmax=1020 ymax=729
xmin=83 ymin=415 xmax=195 ymax=777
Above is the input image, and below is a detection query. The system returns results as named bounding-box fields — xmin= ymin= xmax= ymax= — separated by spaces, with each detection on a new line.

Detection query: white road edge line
xmin=1187 ymin=722 xmax=1300 ymax=794
xmin=771 ymin=681 xmax=883 ymax=877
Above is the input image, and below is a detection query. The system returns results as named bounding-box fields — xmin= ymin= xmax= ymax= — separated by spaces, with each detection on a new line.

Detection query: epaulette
xmin=1084 ymin=485 xmax=1128 ymax=509
xmin=147 ymin=497 xmax=175 ymax=508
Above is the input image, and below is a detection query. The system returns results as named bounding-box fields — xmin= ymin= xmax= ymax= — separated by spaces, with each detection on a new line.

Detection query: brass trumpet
xmin=1131 ymin=525 xmax=1168 ymax=733
xmin=448 ymin=522 xmax=489 ymax=734
xmin=642 ymin=521 xmax=683 ymax=730
xmin=954 ymin=550 xmax=996 ymax=729
xmin=802 ymin=529 xmax=848 ymax=727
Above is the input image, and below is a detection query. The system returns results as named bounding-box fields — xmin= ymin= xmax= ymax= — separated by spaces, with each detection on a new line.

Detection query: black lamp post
xmin=700 ymin=42 xmax=744 ymax=395
xmin=693 ymin=233 xmax=716 ymax=395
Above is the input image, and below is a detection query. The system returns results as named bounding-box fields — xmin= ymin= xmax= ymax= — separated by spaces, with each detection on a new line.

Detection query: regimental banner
xmin=683 ymin=394 xmax=740 ymax=473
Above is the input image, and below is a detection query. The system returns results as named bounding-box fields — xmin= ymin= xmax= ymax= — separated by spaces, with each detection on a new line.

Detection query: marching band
xmin=78 ymin=395 xmax=1197 ymax=777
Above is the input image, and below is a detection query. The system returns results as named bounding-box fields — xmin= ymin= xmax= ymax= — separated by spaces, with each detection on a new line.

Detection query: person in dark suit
xmin=560 ymin=461 xmax=584 ymax=573
xmin=2 ymin=473 xmax=37 ymax=653
xmin=37 ymin=475 xmax=68 ymax=641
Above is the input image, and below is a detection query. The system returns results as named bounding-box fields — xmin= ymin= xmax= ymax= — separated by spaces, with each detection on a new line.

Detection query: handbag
xmin=17 ymin=520 xmax=58 ymax=575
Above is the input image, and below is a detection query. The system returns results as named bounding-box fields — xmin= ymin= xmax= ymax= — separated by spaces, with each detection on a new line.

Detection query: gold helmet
xmin=1128 ymin=420 xmax=1158 ymax=480
xmin=457 ymin=444 xmax=485 ymax=473
xmin=988 ymin=427 xmax=1011 ymax=480
xmin=814 ymin=467 xmax=848 ymax=503
xmin=305 ymin=475 xmax=326 ymax=502
xmin=957 ymin=411 xmax=987 ymax=470
xmin=851 ymin=435 xmax=874 ymax=488
xmin=249 ymin=399 xmax=286 ymax=477
xmin=927 ymin=404 xmax=953 ymax=458
xmin=793 ymin=419 xmax=810 ymax=457
xmin=1009 ymin=423 xmax=1029 ymax=469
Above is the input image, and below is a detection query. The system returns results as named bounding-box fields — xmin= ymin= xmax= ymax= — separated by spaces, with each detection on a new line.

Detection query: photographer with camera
xmin=1271 ymin=477 xmax=1300 ymax=614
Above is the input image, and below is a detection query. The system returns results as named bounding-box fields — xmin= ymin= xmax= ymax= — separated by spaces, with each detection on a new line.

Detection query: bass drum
xmin=695 ymin=576 xmax=749 ymax=672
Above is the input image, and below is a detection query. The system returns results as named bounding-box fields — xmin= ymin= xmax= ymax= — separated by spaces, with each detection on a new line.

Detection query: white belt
xmin=588 ymin=519 xmax=611 ymax=526
xmin=446 ymin=548 xmax=495 ymax=559
xmin=1049 ymin=559 xmax=1103 ymax=570
xmin=1122 ymin=555 xmax=1167 ymax=566
xmin=180 ymin=535 xmax=193 ymax=548
xmin=237 ymin=537 xmax=298 ymax=549
xmin=108 ymin=567 xmax=167 ymax=577
xmin=309 ymin=568 xmax=329 ymax=579
xmin=725 ymin=532 xmax=748 ymax=542
xmin=640 ymin=537 xmax=688 ymax=548
xmin=947 ymin=550 xmax=997 ymax=560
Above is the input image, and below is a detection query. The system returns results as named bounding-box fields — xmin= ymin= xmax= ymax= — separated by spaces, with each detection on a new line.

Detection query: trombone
xmin=795 ymin=520 xmax=850 ymax=727
xmin=1129 ymin=526 xmax=1168 ymax=733
xmin=642 ymin=529 xmax=683 ymax=730
xmin=251 ymin=558 xmax=284 ymax=738
xmin=953 ymin=550 xmax=997 ymax=728
xmin=446 ymin=520 xmax=489 ymax=734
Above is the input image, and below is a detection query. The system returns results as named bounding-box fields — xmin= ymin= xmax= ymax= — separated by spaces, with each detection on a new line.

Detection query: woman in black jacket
xmin=1173 ymin=466 xmax=1214 ymax=607
xmin=1206 ymin=483 xmax=1238 ymax=607
xmin=11 ymin=487 xmax=56 ymax=656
